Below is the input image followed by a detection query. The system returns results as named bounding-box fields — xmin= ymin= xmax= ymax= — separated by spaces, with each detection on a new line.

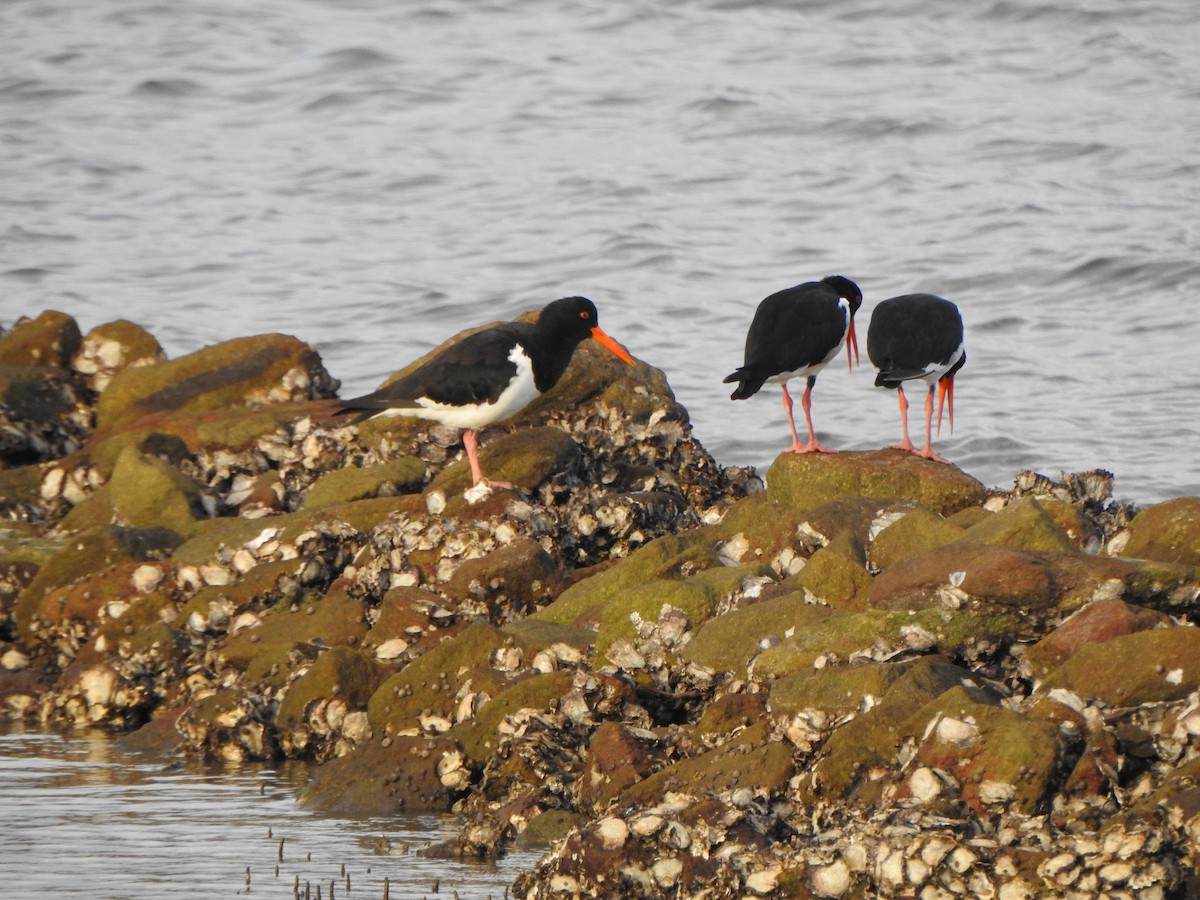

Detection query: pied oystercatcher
xmin=335 ymin=296 xmax=634 ymax=487
xmin=723 ymin=275 xmax=862 ymax=453
xmin=866 ymin=293 xmax=965 ymax=464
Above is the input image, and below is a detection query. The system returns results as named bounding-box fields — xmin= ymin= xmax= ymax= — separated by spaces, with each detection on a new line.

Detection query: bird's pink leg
xmin=462 ymin=429 xmax=514 ymax=489
xmin=916 ymin=385 xmax=950 ymax=464
xmin=888 ymin=387 xmax=918 ymax=453
xmin=783 ymin=380 xmax=832 ymax=453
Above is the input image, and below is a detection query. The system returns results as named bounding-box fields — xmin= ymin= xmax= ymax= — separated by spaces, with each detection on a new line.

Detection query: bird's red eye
xmin=580 ymin=311 xmax=590 ymax=319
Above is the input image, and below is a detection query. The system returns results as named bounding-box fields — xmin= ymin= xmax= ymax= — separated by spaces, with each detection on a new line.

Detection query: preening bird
xmin=866 ymin=293 xmax=965 ymax=464
xmin=723 ymin=275 xmax=862 ymax=453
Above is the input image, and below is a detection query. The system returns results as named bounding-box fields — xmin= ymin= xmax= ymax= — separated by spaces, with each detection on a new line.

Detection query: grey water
xmin=1 ymin=0 xmax=1198 ymax=893
xmin=0 ymin=725 xmax=537 ymax=899
xmin=2 ymin=0 xmax=1198 ymax=505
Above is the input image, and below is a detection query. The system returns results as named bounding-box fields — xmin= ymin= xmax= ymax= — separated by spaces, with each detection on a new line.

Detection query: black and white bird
xmin=723 ymin=275 xmax=862 ymax=454
xmin=866 ymin=293 xmax=965 ymax=464
xmin=335 ymin=296 xmax=634 ymax=487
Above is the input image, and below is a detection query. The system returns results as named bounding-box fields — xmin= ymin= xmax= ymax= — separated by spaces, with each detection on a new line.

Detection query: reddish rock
xmin=299 ymin=735 xmax=462 ymax=815
xmin=1021 ymin=598 xmax=1172 ymax=679
xmin=576 ymin=722 xmax=656 ymax=812
xmin=868 ymin=542 xmax=1055 ymax=611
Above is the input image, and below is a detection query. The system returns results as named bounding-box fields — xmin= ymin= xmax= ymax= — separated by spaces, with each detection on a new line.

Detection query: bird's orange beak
xmin=591 ymin=326 xmax=635 ymax=365
xmin=845 ymin=320 xmax=860 ymax=370
xmin=936 ymin=374 xmax=955 ymax=435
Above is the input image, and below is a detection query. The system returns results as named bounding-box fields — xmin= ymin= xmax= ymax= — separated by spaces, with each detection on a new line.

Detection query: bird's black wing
xmin=338 ymin=322 xmax=533 ymax=412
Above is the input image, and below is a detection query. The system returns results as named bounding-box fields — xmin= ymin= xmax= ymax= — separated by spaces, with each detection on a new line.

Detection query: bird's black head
xmin=823 ymin=275 xmax=863 ymax=315
xmin=538 ymin=296 xmax=602 ymax=344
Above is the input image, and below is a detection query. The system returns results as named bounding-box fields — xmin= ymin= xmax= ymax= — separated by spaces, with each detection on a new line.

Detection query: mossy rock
xmin=682 ymin=591 xmax=835 ymax=675
xmin=790 ymin=536 xmax=873 ymax=611
xmin=0 ymin=310 xmax=82 ymax=367
xmin=501 ymin=615 xmax=592 ymax=649
xmin=94 ymin=333 xmax=332 ymax=437
xmin=171 ymin=496 xmax=420 ymax=565
xmin=219 ymin=584 xmax=368 ymax=679
xmin=800 ymin=657 xmax=988 ymax=804
xmin=0 ymin=464 xmax=46 ymax=510
xmin=868 ymin=506 xmax=963 ymax=572
xmin=72 ymin=319 xmax=165 ymax=389
xmin=366 ymin=622 xmax=511 ymax=736
xmin=903 ymin=684 xmax=1061 ymax=814
xmin=617 ymin=721 xmax=795 ymax=807
xmin=301 ymin=456 xmax=426 ymax=510
xmin=575 ymin=720 xmax=659 ymax=811
xmin=867 ymin=542 xmax=1056 ymax=612
xmin=444 ymin=537 xmax=566 ymax=614
xmin=766 ymin=449 xmax=987 ymax=517
xmin=60 ymin=446 xmax=209 ymax=537
xmin=769 ymin=658 xmax=921 ymax=718
xmin=516 ymin=809 xmax=589 ymax=850
xmin=1020 ymin=598 xmax=1172 ymax=680
xmin=693 ymin=692 xmax=768 ymax=742
xmin=1119 ymin=498 xmax=1200 ymax=567
xmin=80 ymin=402 xmax=321 ymax=473
xmin=14 ymin=525 xmax=181 ymax=642
xmin=703 ymin=492 xmax=814 ymax=568
xmin=299 ymin=734 xmax=461 ymax=815
xmin=594 ymin=562 xmax=773 ymax=661
xmin=751 ymin=606 xmax=1024 ymax=680
xmin=448 ymin=670 xmax=575 ymax=764
xmin=277 ymin=646 xmax=381 ymax=729
xmin=951 ymin=497 xmax=1075 ymax=553
xmin=532 ymin=529 xmax=720 ymax=629
xmin=1037 ymin=625 xmax=1200 ymax=706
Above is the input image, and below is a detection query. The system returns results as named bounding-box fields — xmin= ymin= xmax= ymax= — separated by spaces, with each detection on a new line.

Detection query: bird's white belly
xmin=915 ymin=341 xmax=965 ymax=386
xmin=372 ymin=345 xmax=540 ymax=430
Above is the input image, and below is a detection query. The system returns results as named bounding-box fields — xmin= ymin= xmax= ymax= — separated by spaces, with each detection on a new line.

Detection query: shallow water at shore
xmin=2 ymin=0 xmax=1198 ymax=504
xmin=0 ymin=725 xmax=536 ymax=899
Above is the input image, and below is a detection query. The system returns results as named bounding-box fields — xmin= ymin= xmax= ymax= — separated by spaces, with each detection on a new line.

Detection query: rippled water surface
xmin=0 ymin=726 xmax=535 ymax=899
xmin=3 ymin=0 xmax=1200 ymax=502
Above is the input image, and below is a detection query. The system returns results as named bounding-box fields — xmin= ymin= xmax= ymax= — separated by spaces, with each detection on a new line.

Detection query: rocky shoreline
xmin=3 ymin=308 xmax=1200 ymax=899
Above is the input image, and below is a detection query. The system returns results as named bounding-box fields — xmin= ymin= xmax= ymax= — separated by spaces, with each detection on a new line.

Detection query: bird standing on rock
xmin=335 ymin=296 xmax=635 ymax=488
xmin=866 ymin=293 xmax=965 ymax=464
xmin=723 ymin=275 xmax=863 ymax=454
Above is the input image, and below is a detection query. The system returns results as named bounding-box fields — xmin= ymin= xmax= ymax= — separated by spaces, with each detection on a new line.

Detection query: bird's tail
xmin=723 ymin=367 xmax=766 ymax=400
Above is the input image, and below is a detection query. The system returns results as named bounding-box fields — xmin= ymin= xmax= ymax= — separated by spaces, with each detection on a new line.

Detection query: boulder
xmin=1119 ymin=498 xmax=1200 ymax=567
xmin=0 ymin=311 xmax=82 ymax=368
xmin=766 ymin=450 xmax=987 ymax=517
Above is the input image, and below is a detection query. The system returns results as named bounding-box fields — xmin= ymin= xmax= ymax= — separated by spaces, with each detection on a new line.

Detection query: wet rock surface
xmin=4 ymin=308 xmax=1200 ymax=898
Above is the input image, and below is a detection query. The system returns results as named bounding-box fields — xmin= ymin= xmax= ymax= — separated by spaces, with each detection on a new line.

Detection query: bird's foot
xmin=915 ymin=448 xmax=951 ymax=465
xmin=463 ymin=479 xmax=516 ymax=504
xmin=784 ymin=440 xmax=835 ymax=454
xmin=887 ymin=440 xmax=918 ymax=453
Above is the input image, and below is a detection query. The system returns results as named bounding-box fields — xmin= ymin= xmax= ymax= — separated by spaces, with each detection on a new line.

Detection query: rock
xmin=575 ymin=721 xmax=656 ymax=812
xmin=683 ymin=591 xmax=834 ymax=675
xmin=93 ymin=333 xmax=338 ymax=438
xmin=867 ymin=505 xmax=964 ymax=572
xmin=277 ymin=646 xmax=382 ymax=760
xmin=1119 ymin=498 xmax=1200 ymax=567
xmin=366 ymin=623 xmax=511 ymax=737
xmin=1020 ymin=598 xmax=1172 ymax=679
xmin=59 ymin=446 xmax=210 ymax=537
xmin=1037 ymin=625 xmax=1200 ymax=706
xmin=429 ymin=427 xmax=583 ymax=501
xmin=71 ymin=319 xmax=166 ymax=393
xmin=0 ymin=311 xmax=82 ymax=368
xmin=951 ymin=497 xmax=1076 ymax=553
xmin=790 ymin=538 xmax=874 ymax=610
xmin=301 ymin=455 xmax=426 ymax=509
xmin=14 ymin=525 xmax=181 ymax=645
xmin=766 ymin=450 xmax=987 ymax=517
xmin=868 ymin=542 xmax=1056 ymax=612
xmin=0 ymin=366 xmax=93 ymax=466
xmin=769 ymin=657 xmax=920 ymax=718
xmin=299 ymin=734 xmax=462 ymax=814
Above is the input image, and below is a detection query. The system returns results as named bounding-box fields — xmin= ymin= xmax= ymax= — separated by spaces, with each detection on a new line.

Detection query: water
xmin=0 ymin=725 xmax=536 ymax=899
xmin=2 ymin=1 xmax=1199 ymax=504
